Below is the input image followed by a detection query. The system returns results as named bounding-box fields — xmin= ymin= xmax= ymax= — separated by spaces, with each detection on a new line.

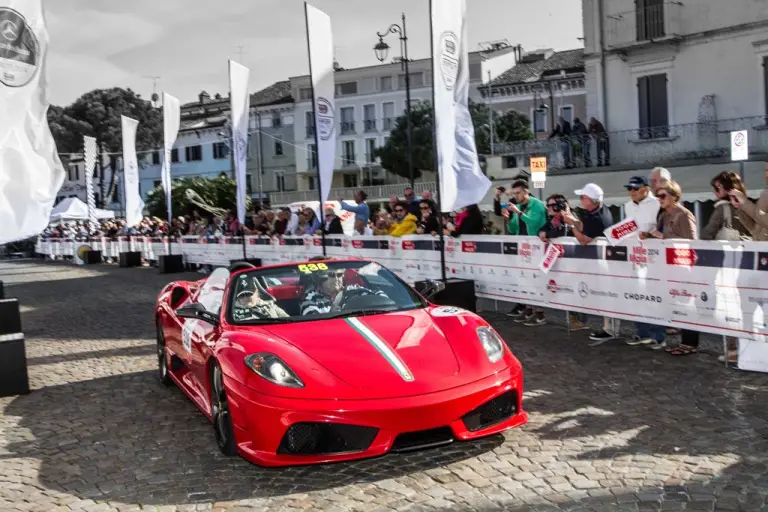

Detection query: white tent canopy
xmin=49 ymin=197 xmax=115 ymax=222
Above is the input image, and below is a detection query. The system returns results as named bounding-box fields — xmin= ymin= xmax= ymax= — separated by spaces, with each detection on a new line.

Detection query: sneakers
xmin=626 ymin=335 xmax=652 ymax=346
xmin=589 ymin=329 xmax=615 ymax=342
xmin=648 ymin=340 xmax=667 ymax=350
xmin=515 ymin=309 xmax=535 ymax=323
xmin=569 ymin=316 xmax=590 ymax=331
xmin=524 ymin=314 xmax=547 ymax=327
xmin=506 ymin=306 xmax=526 ymax=319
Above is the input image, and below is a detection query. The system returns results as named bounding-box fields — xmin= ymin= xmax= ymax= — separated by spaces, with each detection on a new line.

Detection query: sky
xmin=43 ymin=0 xmax=584 ymax=107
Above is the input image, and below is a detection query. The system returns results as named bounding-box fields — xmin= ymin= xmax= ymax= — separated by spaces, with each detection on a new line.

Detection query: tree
xmin=47 ymin=88 xmax=163 ymax=207
xmin=144 ymin=174 xmax=251 ymax=220
xmin=375 ymin=100 xmax=533 ymax=180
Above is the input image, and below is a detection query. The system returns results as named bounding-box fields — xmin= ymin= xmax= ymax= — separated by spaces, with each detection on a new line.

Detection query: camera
xmin=551 ymin=200 xmax=567 ymax=213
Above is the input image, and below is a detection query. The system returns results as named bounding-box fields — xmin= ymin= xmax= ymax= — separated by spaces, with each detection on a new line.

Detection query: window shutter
xmin=637 ymin=76 xmax=650 ymax=137
xmin=763 ymin=57 xmax=768 ymax=119
xmin=649 ymin=74 xmax=669 ymax=137
xmin=635 ymin=0 xmax=647 ymax=41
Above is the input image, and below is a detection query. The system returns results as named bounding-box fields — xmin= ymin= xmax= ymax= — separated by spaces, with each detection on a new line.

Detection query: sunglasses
xmin=656 ymin=193 xmax=668 ymax=199
xmin=320 ymin=272 xmax=343 ymax=281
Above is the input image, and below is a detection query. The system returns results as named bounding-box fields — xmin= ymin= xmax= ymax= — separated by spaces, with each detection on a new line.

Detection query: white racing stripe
xmin=345 ymin=317 xmax=414 ymax=382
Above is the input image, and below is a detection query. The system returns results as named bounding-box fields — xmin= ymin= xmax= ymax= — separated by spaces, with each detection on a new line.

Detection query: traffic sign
xmin=731 ymin=130 xmax=748 ymax=161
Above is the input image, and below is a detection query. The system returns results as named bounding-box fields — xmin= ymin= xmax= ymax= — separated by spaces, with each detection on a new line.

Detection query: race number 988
xmin=298 ymin=263 xmax=328 ymax=274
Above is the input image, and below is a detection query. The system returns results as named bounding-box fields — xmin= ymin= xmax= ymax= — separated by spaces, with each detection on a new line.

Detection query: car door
xmin=182 ymin=268 xmax=229 ymax=406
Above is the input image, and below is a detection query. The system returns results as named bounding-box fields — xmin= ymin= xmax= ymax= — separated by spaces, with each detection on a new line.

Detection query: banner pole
xmin=428 ymin=0 xmax=447 ymax=282
xmin=304 ymin=1 xmax=327 ymax=257
xmin=241 ymin=228 xmax=247 ymax=260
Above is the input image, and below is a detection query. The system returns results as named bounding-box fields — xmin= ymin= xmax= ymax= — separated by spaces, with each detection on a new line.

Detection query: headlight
xmin=477 ymin=327 xmax=505 ymax=363
xmin=244 ymin=353 xmax=304 ymax=388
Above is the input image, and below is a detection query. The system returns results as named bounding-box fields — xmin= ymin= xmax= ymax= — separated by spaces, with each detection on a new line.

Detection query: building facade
xmin=56 ymin=155 xmax=120 ymax=212
xmin=581 ymin=0 xmax=768 ymax=169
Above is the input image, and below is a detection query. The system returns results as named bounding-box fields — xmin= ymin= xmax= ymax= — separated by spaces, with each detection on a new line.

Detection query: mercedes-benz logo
xmin=0 ymin=20 xmax=18 ymax=40
xmin=579 ymin=282 xmax=589 ymax=298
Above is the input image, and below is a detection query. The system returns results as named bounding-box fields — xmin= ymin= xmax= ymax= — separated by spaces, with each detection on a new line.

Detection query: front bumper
xmin=224 ymin=365 xmax=527 ymax=467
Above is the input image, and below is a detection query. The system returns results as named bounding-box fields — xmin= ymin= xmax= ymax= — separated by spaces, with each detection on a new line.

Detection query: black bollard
xmin=0 ymin=285 xmax=30 ymax=396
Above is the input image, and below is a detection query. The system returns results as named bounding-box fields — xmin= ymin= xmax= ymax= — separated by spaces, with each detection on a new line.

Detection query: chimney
xmin=199 ymin=91 xmax=210 ymax=104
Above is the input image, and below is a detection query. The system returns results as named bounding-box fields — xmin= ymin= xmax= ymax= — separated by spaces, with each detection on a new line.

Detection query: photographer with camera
xmin=538 ymin=194 xmax=589 ymax=331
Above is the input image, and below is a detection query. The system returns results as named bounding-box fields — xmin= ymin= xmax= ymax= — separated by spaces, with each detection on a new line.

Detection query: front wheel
xmin=210 ymin=362 xmax=237 ymax=456
xmin=156 ymin=321 xmax=173 ymax=387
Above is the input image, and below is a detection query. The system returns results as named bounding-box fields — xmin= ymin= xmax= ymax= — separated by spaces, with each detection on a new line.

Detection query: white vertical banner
xmin=304 ymin=2 xmax=336 ymax=205
xmin=229 ymin=60 xmax=250 ymax=225
xmin=162 ymin=93 xmax=181 ymax=223
xmin=120 ymin=115 xmax=143 ymax=227
xmin=0 ymin=0 xmax=65 ymax=244
xmin=83 ymin=136 xmax=98 ymax=233
xmin=431 ymin=0 xmax=491 ymax=213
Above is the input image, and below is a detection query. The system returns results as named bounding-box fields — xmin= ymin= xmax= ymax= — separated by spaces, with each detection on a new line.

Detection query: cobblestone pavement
xmin=1 ymin=259 xmax=768 ymax=511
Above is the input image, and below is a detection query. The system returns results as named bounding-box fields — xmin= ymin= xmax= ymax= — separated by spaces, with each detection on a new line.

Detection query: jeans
xmin=636 ymin=322 xmax=665 ymax=342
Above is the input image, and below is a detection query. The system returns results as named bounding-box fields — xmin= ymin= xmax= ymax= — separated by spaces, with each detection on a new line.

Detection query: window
xmin=153 ymin=180 xmax=161 ymax=189
xmin=307 ymin=176 xmax=315 ymax=190
xmin=366 ymin=139 xmax=376 ymax=163
xmin=275 ymin=171 xmax=286 ymax=191
xmin=152 ymin=151 xmax=160 ymax=165
xmin=335 ymin=81 xmax=358 ymax=96
xmin=398 ymin=72 xmax=424 ymax=89
xmin=299 ymin=87 xmax=313 ymax=100
xmin=363 ymin=104 xmax=376 ymax=132
xmin=380 ymin=76 xmax=393 ymax=91
xmin=342 ymin=140 xmax=355 ymax=166
xmin=274 ymin=139 xmax=284 ymax=156
xmin=558 ymin=105 xmax=574 ymax=125
xmin=213 ymin=142 xmax=229 ymax=159
xmin=503 ymin=156 xmax=518 ymax=169
xmin=305 ymin=111 xmax=315 ymax=138
xmin=307 ymin=144 xmax=318 ymax=169
xmin=67 ymin=167 xmax=72 ymax=181
xmin=382 ymin=102 xmax=395 ymax=130
xmin=636 ymin=0 xmax=665 ymax=41
xmin=340 ymin=107 xmax=355 ymax=134
xmin=637 ymin=73 xmax=669 ymax=138
xmin=74 ymin=167 xmax=79 ymax=181
xmin=185 ymin=145 xmax=202 ymax=161
xmin=246 ymin=174 xmax=252 ymax=194
xmin=343 ymin=174 xmax=358 ymax=188
xmin=171 ymin=148 xmax=180 ymax=163
xmin=531 ymin=108 xmax=548 ymax=133
xmin=272 ymin=114 xmax=282 ymax=128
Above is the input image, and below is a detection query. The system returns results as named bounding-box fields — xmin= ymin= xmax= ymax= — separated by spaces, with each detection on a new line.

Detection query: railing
xmin=342 ymin=154 xmax=357 ymax=167
xmin=271 ymin=181 xmax=435 ymax=205
xmin=382 ymin=118 xmax=396 ymax=131
xmin=492 ymin=116 xmax=768 ymax=172
xmin=605 ymin=1 xmax=683 ymax=48
xmin=340 ymin=121 xmax=356 ymax=135
xmin=364 ymin=119 xmax=377 ymax=132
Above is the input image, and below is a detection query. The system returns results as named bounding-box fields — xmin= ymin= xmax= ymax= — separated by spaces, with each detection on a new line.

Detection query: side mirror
xmin=420 ymin=279 xmax=446 ymax=300
xmin=177 ymin=302 xmax=220 ymax=326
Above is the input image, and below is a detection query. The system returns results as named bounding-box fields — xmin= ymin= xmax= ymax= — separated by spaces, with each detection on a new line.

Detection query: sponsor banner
xmin=604 ymin=218 xmax=639 ymax=246
xmin=121 ymin=116 xmax=143 ymax=227
xmin=36 ymin=235 xmax=768 ymax=342
xmin=538 ymin=243 xmax=562 ymax=274
xmin=162 ymin=93 xmax=181 ymax=223
xmin=228 ymin=61 xmax=250 ymax=225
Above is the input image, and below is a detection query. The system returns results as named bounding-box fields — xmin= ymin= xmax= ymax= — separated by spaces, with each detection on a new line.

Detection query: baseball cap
xmin=574 ymin=183 xmax=604 ymax=202
xmin=624 ymin=176 xmax=649 ymax=190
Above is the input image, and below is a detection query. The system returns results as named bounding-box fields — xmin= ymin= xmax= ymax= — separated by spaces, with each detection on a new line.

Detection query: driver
xmin=232 ymin=284 xmax=289 ymax=322
xmin=300 ymin=267 xmax=388 ymax=316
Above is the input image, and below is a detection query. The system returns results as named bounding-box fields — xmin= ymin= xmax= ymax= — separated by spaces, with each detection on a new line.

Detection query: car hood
xmin=260 ymin=308 xmax=479 ymax=398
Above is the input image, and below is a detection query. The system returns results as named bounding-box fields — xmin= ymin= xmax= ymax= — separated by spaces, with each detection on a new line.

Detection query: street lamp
xmin=374 ymin=13 xmax=414 ymax=189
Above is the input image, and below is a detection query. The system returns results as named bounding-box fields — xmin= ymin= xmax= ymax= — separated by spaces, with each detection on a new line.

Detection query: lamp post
xmin=374 ymin=13 xmax=414 ymax=189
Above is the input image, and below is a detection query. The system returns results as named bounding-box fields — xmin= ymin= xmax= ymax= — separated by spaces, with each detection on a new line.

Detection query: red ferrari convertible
xmin=155 ymin=259 xmax=527 ymax=467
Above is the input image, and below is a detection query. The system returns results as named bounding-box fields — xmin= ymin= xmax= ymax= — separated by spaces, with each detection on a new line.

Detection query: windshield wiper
xmin=324 ymin=308 xmax=398 ymax=320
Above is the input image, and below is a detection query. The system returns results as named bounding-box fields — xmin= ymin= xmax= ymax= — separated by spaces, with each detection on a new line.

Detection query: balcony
xmin=605 ymin=1 xmax=683 ymax=50
xmin=492 ymin=116 xmax=768 ymax=173
xmin=271 ymin=181 xmax=436 ymax=205
xmin=340 ymin=121 xmax=356 ymax=135
xmin=364 ymin=119 xmax=377 ymax=132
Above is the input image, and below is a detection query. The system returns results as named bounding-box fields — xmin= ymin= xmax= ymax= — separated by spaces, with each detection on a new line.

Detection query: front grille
xmin=390 ymin=426 xmax=454 ymax=453
xmin=462 ymin=390 xmax=517 ymax=432
xmin=277 ymin=422 xmax=379 ymax=455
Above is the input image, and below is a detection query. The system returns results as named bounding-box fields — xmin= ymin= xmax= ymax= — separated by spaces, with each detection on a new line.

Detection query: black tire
xmin=156 ymin=321 xmax=173 ymax=387
xmin=210 ymin=362 xmax=237 ymax=456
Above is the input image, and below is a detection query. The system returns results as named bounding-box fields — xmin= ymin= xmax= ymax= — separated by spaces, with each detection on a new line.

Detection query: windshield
xmin=228 ymin=260 xmax=426 ymax=325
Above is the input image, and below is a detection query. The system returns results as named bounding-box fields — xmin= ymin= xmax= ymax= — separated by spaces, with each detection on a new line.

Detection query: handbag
xmin=715 ymin=202 xmax=745 ymax=241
